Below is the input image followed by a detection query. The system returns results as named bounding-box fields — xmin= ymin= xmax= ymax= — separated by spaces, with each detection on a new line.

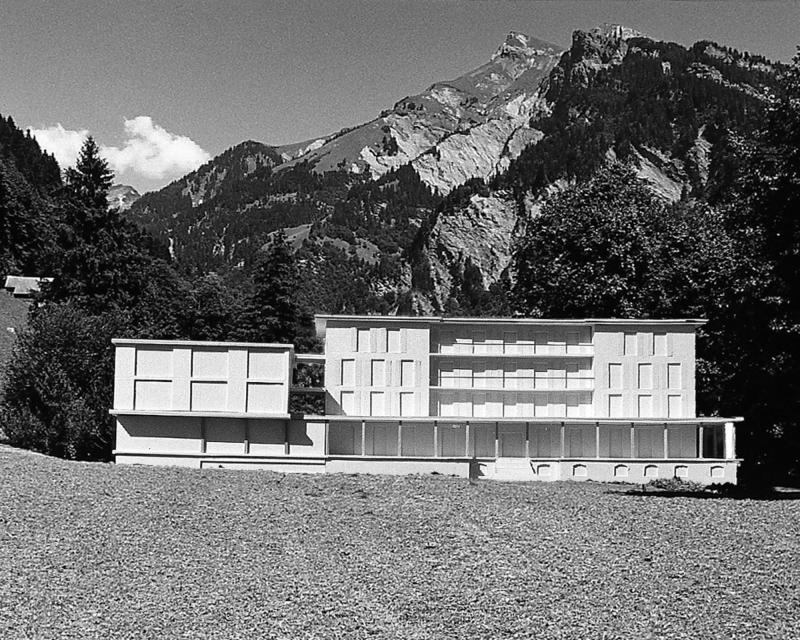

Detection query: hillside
xmin=1 ymin=445 xmax=798 ymax=639
xmin=0 ymin=294 xmax=29 ymax=389
xmin=125 ymin=26 xmax=783 ymax=313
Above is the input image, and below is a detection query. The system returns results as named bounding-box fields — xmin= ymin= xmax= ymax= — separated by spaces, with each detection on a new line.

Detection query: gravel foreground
xmin=0 ymin=445 xmax=798 ymax=639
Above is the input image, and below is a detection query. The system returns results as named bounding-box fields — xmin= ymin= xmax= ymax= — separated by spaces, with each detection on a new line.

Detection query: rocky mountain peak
xmin=492 ymin=31 xmax=560 ymax=61
xmin=107 ymin=184 xmax=141 ymax=211
xmin=592 ymin=24 xmax=646 ymax=42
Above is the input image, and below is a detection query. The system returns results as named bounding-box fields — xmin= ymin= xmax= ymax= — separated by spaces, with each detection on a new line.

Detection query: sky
xmin=2 ymin=0 xmax=798 ymax=194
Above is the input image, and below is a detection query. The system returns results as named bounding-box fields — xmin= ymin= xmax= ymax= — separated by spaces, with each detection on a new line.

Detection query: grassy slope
xmin=0 ymin=293 xmax=29 ymax=386
xmin=0 ymin=445 xmax=798 ymax=639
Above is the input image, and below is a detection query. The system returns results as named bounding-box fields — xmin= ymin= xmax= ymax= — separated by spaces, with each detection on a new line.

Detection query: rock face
xmin=107 ymin=185 xmax=141 ymax=211
xmin=423 ymin=193 xmax=520 ymax=309
xmin=278 ymin=32 xmax=563 ymax=194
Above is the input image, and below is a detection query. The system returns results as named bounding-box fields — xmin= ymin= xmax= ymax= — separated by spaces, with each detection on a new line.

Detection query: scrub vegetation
xmin=0 ymin=445 xmax=798 ymax=639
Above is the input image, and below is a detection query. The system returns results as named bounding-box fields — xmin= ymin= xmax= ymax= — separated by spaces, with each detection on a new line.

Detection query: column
xmin=525 ymin=422 xmax=530 ymax=459
xmin=560 ymin=422 xmax=565 ymax=458
xmin=595 ymin=422 xmax=600 ymax=459
xmin=663 ymin=423 xmax=668 ymax=459
xmin=629 ymin=422 xmax=635 ymax=459
xmin=724 ymin=422 xmax=736 ymax=459
xmin=397 ymin=420 xmax=403 ymax=457
xmin=698 ymin=424 xmax=705 ymax=459
xmin=465 ymin=421 xmax=471 ymax=457
xmin=361 ymin=419 xmax=366 ymax=457
xmin=494 ymin=421 xmax=500 ymax=459
xmin=433 ymin=420 xmax=439 ymax=458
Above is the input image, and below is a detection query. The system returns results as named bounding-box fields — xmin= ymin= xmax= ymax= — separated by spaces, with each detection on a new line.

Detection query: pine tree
xmin=64 ymin=136 xmax=113 ymax=208
xmin=237 ymin=231 xmax=315 ymax=348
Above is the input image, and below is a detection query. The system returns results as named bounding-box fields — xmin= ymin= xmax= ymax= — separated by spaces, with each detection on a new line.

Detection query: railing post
xmin=397 ymin=420 xmax=403 ymax=457
xmin=525 ymin=421 xmax=530 ymax=459
xmin=698 ymin=424 xmax=704 ymax=459
xmin=630 ymin=422 xmax=635 ymax=459
xmin=595 ymin=422 xmax=600 ymax=459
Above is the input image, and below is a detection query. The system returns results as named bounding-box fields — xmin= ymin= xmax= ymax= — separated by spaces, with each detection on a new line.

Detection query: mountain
xmin=127 ymin=26 xmax=783 ymax=312
xmin=107 ymin=184 xmax=141 ymax=211
xmin=275 ymin=32 xmax=563 ymax=193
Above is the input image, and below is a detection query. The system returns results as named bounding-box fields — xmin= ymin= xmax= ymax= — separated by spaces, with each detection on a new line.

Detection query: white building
xmin=112 ymin=315 xmax=741 ymax=483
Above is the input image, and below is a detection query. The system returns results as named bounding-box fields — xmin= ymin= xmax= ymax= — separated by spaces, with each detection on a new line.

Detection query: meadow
xmin=1 ymin=444 xmax=798 ymax=639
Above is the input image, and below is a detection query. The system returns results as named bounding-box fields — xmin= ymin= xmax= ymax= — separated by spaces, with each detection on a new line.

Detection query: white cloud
xmin=29 ymin=123 xmax=88 ymax=169
xmin=102 ymin=116 xmax=211 ymax=180
xmin=30 ymin=116 xmax=211 ymax=189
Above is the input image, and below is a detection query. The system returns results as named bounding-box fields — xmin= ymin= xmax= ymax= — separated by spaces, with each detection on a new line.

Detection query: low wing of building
xmin=112 ymin=315 xmax=741 ymax=483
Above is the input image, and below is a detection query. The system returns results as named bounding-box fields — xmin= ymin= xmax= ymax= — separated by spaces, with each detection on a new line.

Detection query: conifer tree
xmin=237 ymin=231 xmax=315 ymax=348
xmin=64 ymin=136 xmax=113 ymax=208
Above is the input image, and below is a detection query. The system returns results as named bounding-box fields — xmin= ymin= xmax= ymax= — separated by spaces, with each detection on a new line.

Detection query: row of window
xmin=335 ymin=389 xmax=685 ymax=419
xmin=337 ymin=359 xmax=417 ymax=387
xmin=436 ymin=391 xmax=594 ymax=419
xmin=607 ymin=362 xmax=683 ymax=390
xmin=608 ymin=393 xmax=684 ymax=418
xmin=435 ymin=329 xmax=592 ymax=356
xmin=327 ymin=422 xmax=723 ymax=459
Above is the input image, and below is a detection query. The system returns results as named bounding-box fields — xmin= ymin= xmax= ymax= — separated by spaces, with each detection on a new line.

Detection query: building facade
xmin=112 ymin=316 xmax=741 ymax=483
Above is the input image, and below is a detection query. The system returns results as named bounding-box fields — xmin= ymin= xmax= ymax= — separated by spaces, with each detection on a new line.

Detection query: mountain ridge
xmin=126 ymin=26 xmax=784 ymax=313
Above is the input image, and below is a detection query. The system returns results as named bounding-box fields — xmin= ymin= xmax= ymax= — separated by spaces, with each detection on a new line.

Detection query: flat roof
xmin=112 ymin=339 xmax=294 ymax=350
xmin=314 ymin=315 xmax=706 ymax=337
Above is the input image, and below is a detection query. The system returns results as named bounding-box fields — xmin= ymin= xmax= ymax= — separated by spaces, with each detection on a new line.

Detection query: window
xmin=357 ymin=328 xmax=370 ymax=352
xmin=387 ymin=328 xmax=401 ymax=353
xmin=473 ymin=330 xmax=486 ymax=354
xmin=439 ymin=331 xmax=455 ymax=354
xmin=565 ymin=426 xmax=594 ymax=457
xmin=654 ymin=333 xmax=667 ymax=356
xmin=503 ymin=360 xmax=518 ymax=389
xmin=340 ymin=391 xmax=355 ymax=415
xmin=341 ymin=359 xmax=355 ymax=386
xmin=566 ymin=332 xmax=580 ymax=354
xmin=640 ymin=333 xmax=653 ymax=357
xmin=638 ymin=395 xmax=653 ymax=418
xmin=473 ymin=392 xmax=487 ymax=417
xmin=608 ymin=394 xmax=623 ymax=417
xmin=638 ymin=363 xmax=653 ymax=389
xmin=668 ymin=395 xmax=682 ymax=418
xmin=668 ymin=363 xmax=682 ymax=389
xmin=400 ymin=360 xmax=415 ymax=386
xmin=400 ymin=392 xmax=415 ymax=417
xmin=635 ymin=427 xmax=662 ymax=458
xmin=668 ymin=425 xmax=696 ymax=458
xmin=608 ymin=363 xmax=623 ymax=389
xmin=370 ymin=391 xmax=385 ymax=416
xmin=624 ymin=332 xmax=637 ymax=355
xmin=503 ymin=331 xmax=517 ymax=354
xmin=548 ymin=392 xmax=566 ymax=417
xmin=601 ymin=425 xmax=631 ymax=457
xmin=371 ymin=360 xmax=385 ymax=386
xmin=534 ymin=332 xmax=548 ymax=354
